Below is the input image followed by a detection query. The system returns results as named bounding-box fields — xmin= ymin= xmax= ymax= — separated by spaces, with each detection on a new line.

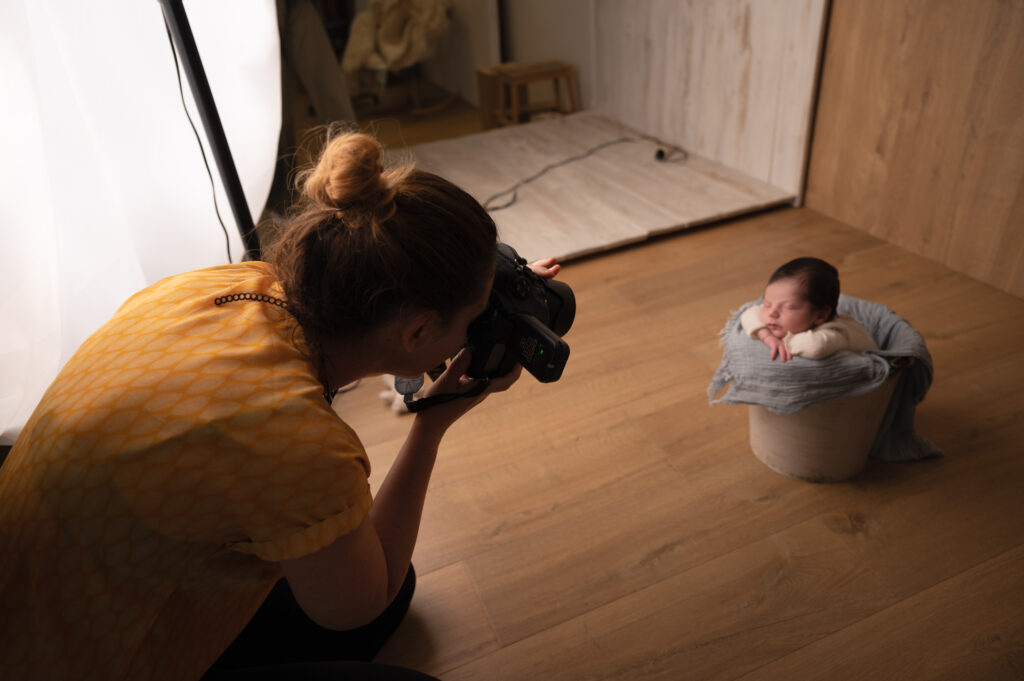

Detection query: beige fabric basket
xmin=747 ymin=361 xmax=907 ymax=482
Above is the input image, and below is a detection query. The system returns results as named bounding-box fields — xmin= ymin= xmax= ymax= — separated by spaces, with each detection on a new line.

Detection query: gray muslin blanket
xmin=707 ymin=294 xmax=942 ymax=462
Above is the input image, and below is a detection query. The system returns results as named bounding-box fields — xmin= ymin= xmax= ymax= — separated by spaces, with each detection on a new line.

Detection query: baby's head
xmin=758 ymin=257 xmax=839 ymax=338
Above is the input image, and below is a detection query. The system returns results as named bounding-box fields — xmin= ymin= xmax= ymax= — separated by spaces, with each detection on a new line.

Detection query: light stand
xmin=157 ymin=0 xmax=261 ymax=260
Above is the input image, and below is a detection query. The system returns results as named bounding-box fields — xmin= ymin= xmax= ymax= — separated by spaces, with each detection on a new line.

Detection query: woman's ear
xmin=399 ymin=311 xmax=439 ymax=352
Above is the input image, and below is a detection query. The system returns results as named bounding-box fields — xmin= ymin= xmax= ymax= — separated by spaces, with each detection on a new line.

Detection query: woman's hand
xmin=529 ymin=257 xmax=561 ymax=279
xmin=414 ymin=347 xmax=522 ymax=437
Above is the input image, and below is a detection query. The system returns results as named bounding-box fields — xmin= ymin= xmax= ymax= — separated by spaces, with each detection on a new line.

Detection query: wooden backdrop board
xmin=804 ymin=0 xmax=1024 ymax=298
xmin=388 ymin=112 xmax=793 ymax=262
xmin=591 ymin=0 xmax=827 ymax=199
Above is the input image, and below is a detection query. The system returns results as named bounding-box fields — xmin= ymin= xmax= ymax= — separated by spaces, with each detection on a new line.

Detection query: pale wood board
xmin=805 ymin=0 xmax=1024 ymax=298
xmin=386 ymin=111 xmax=794 ymax=263
xmin=335 ymin=207 xmax=1024 ymax=679
xmin=592 ymin=0 xmax=827 ymax=198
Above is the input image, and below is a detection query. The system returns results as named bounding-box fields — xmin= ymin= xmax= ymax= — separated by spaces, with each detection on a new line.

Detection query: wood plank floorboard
xmin=333 ymin=207 xmax=1024 ymax=680
xmin=735 ymin=545 xmax=1024 ymax=681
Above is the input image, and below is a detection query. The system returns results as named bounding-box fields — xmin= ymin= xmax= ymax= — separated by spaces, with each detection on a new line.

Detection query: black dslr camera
xmin=466 ymin=243 xmax=575 ymax=382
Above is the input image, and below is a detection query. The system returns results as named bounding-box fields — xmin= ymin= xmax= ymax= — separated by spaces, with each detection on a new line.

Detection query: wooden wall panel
xmin=805 ymin=0 xmax=1024 ymax=298
xmin=591 ymin=0 xmax=827 ymax=198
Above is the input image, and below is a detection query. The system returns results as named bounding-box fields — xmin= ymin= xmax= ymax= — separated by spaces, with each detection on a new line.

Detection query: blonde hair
xmin=295 ymin=132 xmax=408 ymax=227
xmin=266 ymin=130 xmax=497 ymax=347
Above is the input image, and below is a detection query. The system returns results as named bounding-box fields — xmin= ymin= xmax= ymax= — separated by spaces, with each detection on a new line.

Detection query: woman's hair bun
xmin=300 ymin=131 xmax=392 ymax=211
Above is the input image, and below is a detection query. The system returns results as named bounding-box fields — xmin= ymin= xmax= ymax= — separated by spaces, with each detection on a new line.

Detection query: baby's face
xmin=758 ymin=278 xmax=829 ymax=338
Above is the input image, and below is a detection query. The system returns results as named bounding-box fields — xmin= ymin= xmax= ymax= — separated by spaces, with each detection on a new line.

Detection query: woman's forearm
xmin=366 ymin=415 xmax=444 ymax=601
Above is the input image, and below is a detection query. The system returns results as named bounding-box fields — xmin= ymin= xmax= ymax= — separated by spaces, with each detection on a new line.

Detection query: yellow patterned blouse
xmin=0 ymin=262 xmax=373 ymax=681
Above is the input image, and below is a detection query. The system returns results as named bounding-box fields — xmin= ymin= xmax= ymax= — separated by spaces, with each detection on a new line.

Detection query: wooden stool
xmin=496 ymin=61 xmax=579 ymax=126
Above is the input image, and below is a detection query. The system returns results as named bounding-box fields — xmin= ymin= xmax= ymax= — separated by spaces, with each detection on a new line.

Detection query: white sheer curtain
xmin=0 ymin=0 xmax=281 ymax=444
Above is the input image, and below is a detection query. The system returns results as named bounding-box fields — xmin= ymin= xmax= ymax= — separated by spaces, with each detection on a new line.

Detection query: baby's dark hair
xmin=768 ymin=257 xmax=840 ymax=321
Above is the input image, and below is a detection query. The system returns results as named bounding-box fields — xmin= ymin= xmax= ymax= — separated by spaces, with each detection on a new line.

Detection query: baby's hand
xmin=529 ymin=257 xmax=560 ymax=279
xmin=756 ymin=328 xmax=792 ymax=362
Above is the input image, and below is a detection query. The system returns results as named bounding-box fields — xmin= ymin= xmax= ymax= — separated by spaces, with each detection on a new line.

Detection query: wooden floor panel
xmin=736 ymin=545 xmax=1024 ymax=681
xmin=332 ymin=207 xmax=1024 ymax=679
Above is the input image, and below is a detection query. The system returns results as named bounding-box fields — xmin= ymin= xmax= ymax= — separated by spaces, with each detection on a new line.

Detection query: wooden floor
xmin=332 ymin=207 xmax=1024 ymax=680
xmin=360 ymin=97 xmax=485 ymax=150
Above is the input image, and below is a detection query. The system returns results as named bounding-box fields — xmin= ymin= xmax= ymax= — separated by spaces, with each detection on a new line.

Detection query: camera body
xmin=466 ymin=243 xmax=575 ymax=382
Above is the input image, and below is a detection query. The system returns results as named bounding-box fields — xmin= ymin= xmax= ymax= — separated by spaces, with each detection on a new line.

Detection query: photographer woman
xmin=0 ymin=131 xmax=558 ymax=680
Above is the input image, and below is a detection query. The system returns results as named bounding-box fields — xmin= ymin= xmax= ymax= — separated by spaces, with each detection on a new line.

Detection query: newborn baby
xmin=741 ymin=257 xmax=877 ymax=362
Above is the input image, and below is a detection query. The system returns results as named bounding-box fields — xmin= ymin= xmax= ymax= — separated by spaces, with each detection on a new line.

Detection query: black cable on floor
xmin=482 ymin=134 xmax=688 ymax=212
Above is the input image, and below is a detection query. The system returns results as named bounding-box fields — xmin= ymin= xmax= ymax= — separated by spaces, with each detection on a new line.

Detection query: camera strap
xmin=394 ymin=368 xmax=491 ymax=413
xmin=402 ymin=379 xmax=490 ymax=413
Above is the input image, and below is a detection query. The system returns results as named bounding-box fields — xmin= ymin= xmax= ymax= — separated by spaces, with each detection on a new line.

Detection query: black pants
xmin=203 ymin=566 xmax=437 ymax=680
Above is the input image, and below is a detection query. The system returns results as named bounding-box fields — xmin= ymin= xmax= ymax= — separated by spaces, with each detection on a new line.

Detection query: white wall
xmin=501 ymin=0 xmax=596 ymax=109
xmin=423 ymin=0 xmax=501 ymax=106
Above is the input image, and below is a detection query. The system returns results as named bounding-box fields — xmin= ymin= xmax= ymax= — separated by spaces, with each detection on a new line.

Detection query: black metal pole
xmin=158 ymin=0 xmax=260 ymax=260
